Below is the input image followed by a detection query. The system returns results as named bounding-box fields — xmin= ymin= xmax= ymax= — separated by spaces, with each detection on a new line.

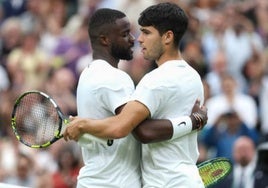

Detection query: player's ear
xmin=99 ymin=34 xmax=110 ymax=46
xmin=163 ymin=30 xmax=173 ymax=44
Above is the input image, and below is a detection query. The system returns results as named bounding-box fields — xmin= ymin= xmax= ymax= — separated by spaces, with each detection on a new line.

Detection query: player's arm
xmin=63 ymin=99 xmax=207 ymax=141
xmin=132 ymin=100 xmax=207 ymax=143
xmin=63 ymin=100 xmax=150 ymax=140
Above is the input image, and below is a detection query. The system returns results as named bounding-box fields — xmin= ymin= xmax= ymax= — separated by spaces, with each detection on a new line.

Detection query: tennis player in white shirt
xmin=64 ymin=5 xmax=207 ymax=188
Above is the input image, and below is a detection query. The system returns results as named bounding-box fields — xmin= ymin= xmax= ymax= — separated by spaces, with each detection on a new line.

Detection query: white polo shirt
xmin=131 ymin=60 xmax=205 ymax=188
xmin=76 ymin=60 xmax=141 ymax=188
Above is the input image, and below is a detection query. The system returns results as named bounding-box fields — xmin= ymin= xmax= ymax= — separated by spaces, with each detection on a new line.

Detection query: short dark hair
xmin=138 ymin=2 xmax=188 ymax=47
xmin=88 ymin=8 xmax=126 ymax=42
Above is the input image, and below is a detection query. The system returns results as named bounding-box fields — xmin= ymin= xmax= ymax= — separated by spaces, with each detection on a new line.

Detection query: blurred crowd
xmin=1 ymin=0 xmax=268 ymax=187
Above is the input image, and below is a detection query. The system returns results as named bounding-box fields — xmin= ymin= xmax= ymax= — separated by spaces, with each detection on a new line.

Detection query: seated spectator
xmin=213 ymin=136 xmax=256 ymax=188
xmin=201 ymin=109 xmax=259 ymax=161
xmin=52 ymin=143 xmax=81 ymax=188
xmin=205 ymin=50 xmax=228 ymax=96
xmin=2 ymin=152 xmax=36 ymax=187
xmin=6 ymin=31 xmax=50 ymax=92
xmin=44 ymin=67 xmax=77 ymax=116
xmin=0 ymin=17 xmax=22 ymax=66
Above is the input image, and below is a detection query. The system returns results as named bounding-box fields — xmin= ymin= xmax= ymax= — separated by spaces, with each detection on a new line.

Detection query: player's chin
xmin=118 ymin=49 xmax=134 ymax=60
xmin=143 ymin=54 xmax=153 ymax=61
xmin=124 ymin=52 xmax=134 ymax=60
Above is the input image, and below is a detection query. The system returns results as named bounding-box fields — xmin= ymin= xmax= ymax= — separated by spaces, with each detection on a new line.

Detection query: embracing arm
xmin=132 ymin=119 xmax=173 ymax=143
xmin=63 ymin=100 xmax=150 ymax=140
xmin=63 ymin=100 xmax=207 ymax=142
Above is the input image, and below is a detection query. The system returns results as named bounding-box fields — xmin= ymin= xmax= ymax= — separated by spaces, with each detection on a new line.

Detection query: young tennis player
xmin=64 ymin=5 xmax=207 ymax=188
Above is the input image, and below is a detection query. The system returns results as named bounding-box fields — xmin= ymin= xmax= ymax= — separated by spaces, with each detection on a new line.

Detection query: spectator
xmin=254 ymin=0 xmax=268 ymax=46
xmin=44 ymin=67 xmax=77 ymax=115
xmin=201 ymin=109 xmax=259 ymax=161
xmin=19 ymin=0 xmax=42 ymax=34
xmin=223 ymin=10 xmax=263 ymax=91
xmin=6 ymin=31 xmax=50 ymax=93
xmin=0 ymin=17 xmax=22 ymax=67
xmin=242 ymin=52 xmax=265 ymax=106
xmin=2 ymin=152 xmax=36 ymax=187
xmin=52 ymin=144 xmax=81 ymax=188
xmin=201 ymin=10 xmax=227 ymax=69
xmin=53 ymin=17 xmax=90 ymax=81
xmin=39 ymin=15 xmax=65 ymax=59
xmin=182 ymin=40 xmax=208 ymax=78
xmin=0 ymin=90 xmax=14 ymax=137
xmin=251 ymin=50 xmax=268 ymax=141
xmin=214 ymin=136 xmax=256 ymax=188
xmin=0 ymin=138 xmax=17 ymax=182
xmin=205 ymin=50 xmax=228 ymax=96
xmin=206 ymin=73 xmax=258 ymax=129
xmin=2 ymin=0 xmax=27 ymax=19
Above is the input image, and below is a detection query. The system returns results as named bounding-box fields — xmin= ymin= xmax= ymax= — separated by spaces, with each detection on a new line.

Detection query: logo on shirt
xmin=178 ymin=121 xmax=186 ymax=126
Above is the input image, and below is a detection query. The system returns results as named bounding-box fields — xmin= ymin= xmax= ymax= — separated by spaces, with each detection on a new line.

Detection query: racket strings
xmin=199 ymin=161 xmax=231 ymax=187
xmin=14 ymin=93 xmax=60 ymax=146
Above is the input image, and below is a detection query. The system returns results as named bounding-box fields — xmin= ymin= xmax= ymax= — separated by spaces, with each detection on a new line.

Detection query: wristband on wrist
xmin=169 ymin=116 xmax=192 ymax=140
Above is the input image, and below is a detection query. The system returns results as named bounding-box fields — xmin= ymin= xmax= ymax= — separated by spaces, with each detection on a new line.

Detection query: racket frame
xmin=197 ymin=157 xmax=232 ymax=188
xmin=11 ymin=91 xmax=67 ymax=148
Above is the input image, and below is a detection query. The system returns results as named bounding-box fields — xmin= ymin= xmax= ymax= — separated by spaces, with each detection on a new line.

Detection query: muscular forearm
xmin=64 ymin=101 xmax=150 ymax=141
xmin=132 ymin=119 xmax=173 ymax=143
xmin=133 ymin=116 xmax=195 ymax=144
xmin=133 ymin=113 xmax=206 ymax=144
xmin=79 ymin=116 xmax=132 ymax=139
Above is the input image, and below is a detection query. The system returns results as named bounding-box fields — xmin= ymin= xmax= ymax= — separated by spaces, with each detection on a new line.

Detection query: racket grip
xmin=78 ymin=133 xmax=113 ymax=146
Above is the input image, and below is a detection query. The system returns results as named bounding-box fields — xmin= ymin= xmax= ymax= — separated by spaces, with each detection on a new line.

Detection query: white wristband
xmin=169 ymin=116 xmax=192 ymax=140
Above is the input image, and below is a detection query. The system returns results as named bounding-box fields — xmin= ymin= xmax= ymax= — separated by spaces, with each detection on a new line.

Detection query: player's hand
xmin=190 ymin=100 xmax=208 ymax=131
xmin=63 ymin=116 xmax=84 ymax=141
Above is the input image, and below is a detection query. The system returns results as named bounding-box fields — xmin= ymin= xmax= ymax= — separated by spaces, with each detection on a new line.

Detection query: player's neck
xmin=156 ymin=50 xmax=182 ymax=67
xmin=93 ymin=52 xmax=119 ymax=68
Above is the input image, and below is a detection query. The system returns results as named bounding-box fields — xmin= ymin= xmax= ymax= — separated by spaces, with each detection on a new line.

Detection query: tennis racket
xmin=198 ymin=157 xmax=232 ymax=188
xmin=11 ymin=90 xmax=113 ymax=148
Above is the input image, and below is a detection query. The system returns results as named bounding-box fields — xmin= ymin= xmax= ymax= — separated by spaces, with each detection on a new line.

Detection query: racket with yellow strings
xmin=11 ymin=90 xmax=113 ymax=148
xmin=198 ymin=157 xmax=232 ymax=188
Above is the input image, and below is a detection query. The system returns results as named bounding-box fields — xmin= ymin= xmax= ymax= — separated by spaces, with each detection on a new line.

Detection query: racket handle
xmin=78 ymin=133 xmax=113 ymax=147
